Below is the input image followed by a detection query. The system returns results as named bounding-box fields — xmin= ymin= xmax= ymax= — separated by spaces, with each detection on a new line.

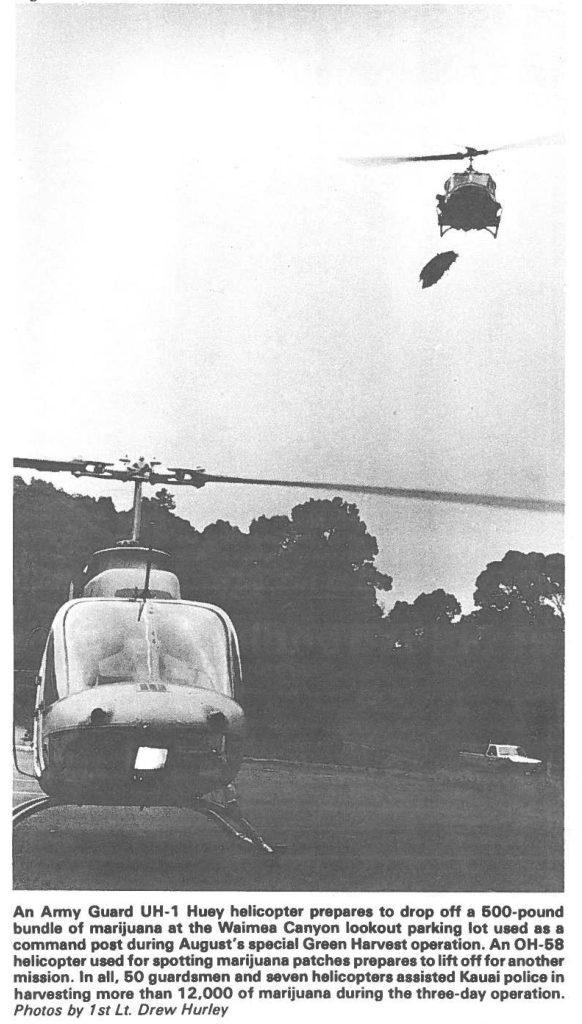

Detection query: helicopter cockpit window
xmin=42 ymin=633 xmax=59 ymax=707
xmin=445 ymin=174 xmax=467 ymax=192
xmin=63 ymin=602 xmax=231 ymax=696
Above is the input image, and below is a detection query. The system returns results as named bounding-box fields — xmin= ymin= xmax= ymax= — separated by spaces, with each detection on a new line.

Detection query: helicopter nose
xmin=39 ymin=685 xmax=247 ymax=803
xmin=44 ymin=685 xmax=246 ymax=741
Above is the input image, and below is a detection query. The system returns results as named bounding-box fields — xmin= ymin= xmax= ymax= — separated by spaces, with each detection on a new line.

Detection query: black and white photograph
xmin=13 ymin=2 xmax=565 ymax=894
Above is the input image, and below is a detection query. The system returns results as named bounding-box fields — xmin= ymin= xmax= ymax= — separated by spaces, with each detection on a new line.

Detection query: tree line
xmin=13 ymin=477 xmax=564 ymax=767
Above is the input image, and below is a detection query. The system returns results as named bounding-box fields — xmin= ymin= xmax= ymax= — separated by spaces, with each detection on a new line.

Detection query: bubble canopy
xmin=57 ymin=600 xmax=238 ymax=698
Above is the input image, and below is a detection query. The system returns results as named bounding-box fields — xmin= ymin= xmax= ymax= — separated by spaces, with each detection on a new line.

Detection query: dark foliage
xmin=473 ymin=550 xmax=564 ymax=624
xmin=152 ymin=488 xmax=177 ymax=512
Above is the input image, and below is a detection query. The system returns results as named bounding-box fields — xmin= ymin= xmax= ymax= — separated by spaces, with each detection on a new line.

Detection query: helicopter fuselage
xmin=437 ymin=168 xmax=502 ymax=236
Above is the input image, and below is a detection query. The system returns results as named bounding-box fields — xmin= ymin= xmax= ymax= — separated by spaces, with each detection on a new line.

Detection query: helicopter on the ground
xmin=13 ymin=458 xmax=275 ymax=852
xmin=345 ymin=138 xmax=562 ymax=238
xmin=12 ymin=455 xmax=563 ymax=853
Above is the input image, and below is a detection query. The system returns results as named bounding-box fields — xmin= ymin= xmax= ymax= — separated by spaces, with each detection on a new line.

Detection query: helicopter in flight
xmin=12 ymin=455 xmax=563 ymax=854
xmin=345 ymin=136 xmax=562 ymax=239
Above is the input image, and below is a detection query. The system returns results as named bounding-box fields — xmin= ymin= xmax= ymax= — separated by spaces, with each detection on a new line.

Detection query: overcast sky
xmin=15 ymin=3 xmax=564 ymax=611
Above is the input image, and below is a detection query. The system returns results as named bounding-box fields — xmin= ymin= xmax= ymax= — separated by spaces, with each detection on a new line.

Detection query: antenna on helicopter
xmin=143 ymin=527 xmax=155 ymax=598
xmin=137 ymin=521 xmax=156 ymax=621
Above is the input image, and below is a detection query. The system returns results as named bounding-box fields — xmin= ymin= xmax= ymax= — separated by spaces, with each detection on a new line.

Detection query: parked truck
xmin=459 ymin=743 xmax=542 ymax=773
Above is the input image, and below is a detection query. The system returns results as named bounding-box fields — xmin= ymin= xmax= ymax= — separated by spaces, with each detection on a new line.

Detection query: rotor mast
xmin=130 ymin=480 xmax=143 ymax=542
xmin=119 ymin=457 xmax=160 ymax=544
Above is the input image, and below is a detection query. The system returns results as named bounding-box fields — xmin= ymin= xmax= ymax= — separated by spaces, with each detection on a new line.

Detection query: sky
xmin=14 ymin=2 xmax=565 ymax=612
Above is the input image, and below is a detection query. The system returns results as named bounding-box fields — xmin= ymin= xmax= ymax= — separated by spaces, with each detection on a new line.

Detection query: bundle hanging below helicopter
xmin=419 ymin=251 xmax=458 ymax=289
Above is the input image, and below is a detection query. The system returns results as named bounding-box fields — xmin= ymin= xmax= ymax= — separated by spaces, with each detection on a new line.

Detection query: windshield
xmin=63 ymin=601 xmax=231 ymax=696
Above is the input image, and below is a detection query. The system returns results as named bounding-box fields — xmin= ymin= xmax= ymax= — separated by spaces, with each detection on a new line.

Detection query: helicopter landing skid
xmin=194 ymin=795 xmax=277 ymax=855
xmin=12 ymin=791 xmax=279 ymax=856
xmin=13 ymin=795 xmax=54 ymax=826
xmin=439 ymin=223 xmax=499 ymax=238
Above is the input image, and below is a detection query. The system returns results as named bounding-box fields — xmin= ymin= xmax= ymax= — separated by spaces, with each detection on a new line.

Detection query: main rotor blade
xmin=344 ymin=135 xmax=563 ymax=166
xmin=13 ymin=457 xmax=115 ymax=474
xmin=195 ymin=473 xmax=563 ymax=514
xmin=487 ymin=133 xmax=565 ymax=154
xmin=343 ymin=150 xmax=486 ymax=166
xmin=13 ymin=458 xmax=563 ymax=513
xmin=13 ymin=456 xmax=140 ymax=483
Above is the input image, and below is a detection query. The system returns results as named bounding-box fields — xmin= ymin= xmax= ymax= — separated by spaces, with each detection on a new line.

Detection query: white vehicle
xmin=459 ymin=743 xmax=543 ymax=773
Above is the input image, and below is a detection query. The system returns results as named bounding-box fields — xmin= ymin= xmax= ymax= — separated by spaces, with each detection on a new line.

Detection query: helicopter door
xmin=34 ymin=633 xmax=59 ymax=775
